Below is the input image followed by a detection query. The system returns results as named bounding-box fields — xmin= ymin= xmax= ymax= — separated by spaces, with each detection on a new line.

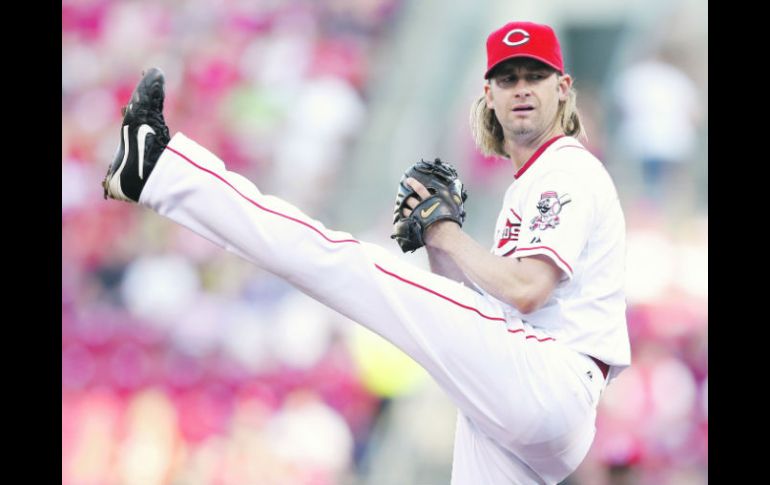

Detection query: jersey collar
xmin=513 ymin=135 xmax=565 ymax=180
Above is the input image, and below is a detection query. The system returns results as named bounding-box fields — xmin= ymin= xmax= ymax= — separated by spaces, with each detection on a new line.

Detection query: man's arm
xmin=426 ymin=246 xmax=478 ymax=289
xmin=404 ymin=178 xmax=561 ymax=313
xmin=427 ymin=223 xmax=561 ymax=313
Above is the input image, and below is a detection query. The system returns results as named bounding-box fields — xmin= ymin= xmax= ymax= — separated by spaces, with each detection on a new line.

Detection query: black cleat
xmin=102 ymin=68 xmax=171 ymax=202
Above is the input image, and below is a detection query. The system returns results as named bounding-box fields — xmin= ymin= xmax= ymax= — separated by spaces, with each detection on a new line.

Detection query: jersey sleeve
xmin=513 ymin=170 xmax=593 ymax=280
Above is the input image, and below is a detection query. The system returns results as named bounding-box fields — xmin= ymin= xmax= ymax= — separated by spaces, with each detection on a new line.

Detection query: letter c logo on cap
xmin=503 ymin=29 xmax=530 ymax=47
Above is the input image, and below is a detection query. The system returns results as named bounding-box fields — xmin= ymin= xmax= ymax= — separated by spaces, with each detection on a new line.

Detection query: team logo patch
xmin=529 ymin=191 xmax=571 ymax=230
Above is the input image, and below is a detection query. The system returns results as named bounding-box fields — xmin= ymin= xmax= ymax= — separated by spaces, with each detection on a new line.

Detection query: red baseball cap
xmin=484 ymin=21 xmax=564 ymax=78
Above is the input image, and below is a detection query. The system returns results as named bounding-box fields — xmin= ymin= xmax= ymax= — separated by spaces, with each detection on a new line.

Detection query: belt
xmin=590 ymin=356 xmax=609 ymax=380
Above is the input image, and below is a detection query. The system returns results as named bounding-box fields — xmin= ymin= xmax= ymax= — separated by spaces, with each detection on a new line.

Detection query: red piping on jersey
xmin=514 ymin=135 xmax=564 ymax=179
xmin=509 ymin=208 xmax=522 ymax=221
xmin=167 ymin=146 xmax=360 ymax=245
xmin=515 ymin=245 xmax=573 ymax=274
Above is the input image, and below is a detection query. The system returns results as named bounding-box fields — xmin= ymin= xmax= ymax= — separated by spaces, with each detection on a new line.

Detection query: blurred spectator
xmin=116 ymin=389 xmax=184 ymax=485
xmin=613 ymin=48 xmax=702 ymax=213
xmin=267 ymin=390 xmax=355 ymax=482
xmin=272 ymin=75 xmax=366 ymax=210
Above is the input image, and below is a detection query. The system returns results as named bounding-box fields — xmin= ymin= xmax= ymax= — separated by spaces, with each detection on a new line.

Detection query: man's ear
xmin=557 ymin=74 xmax=572 ymax=101
xmin=484 ymin=83 xmax=494 ymax=109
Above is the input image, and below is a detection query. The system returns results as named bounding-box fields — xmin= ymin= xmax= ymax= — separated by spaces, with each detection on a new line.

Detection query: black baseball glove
xmin=391 ymin=158 xmax=468 ymax=253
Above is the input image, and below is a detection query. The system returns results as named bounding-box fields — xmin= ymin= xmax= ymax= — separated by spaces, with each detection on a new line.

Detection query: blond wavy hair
xmin=470 ymin=81 xmax=584 ymax=158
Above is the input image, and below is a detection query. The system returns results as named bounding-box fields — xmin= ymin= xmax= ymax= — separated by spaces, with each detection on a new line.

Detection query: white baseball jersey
xmin=489 ymin=135 xmax=631 ymax=382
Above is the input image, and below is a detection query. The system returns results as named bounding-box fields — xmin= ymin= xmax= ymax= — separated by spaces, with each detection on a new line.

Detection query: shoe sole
xmin=104 ymin=68 xmax=166 ymax=201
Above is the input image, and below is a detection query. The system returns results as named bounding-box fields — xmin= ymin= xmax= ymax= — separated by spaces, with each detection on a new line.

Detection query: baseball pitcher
xmin=102 ymin=20 xmax=630 ymax=484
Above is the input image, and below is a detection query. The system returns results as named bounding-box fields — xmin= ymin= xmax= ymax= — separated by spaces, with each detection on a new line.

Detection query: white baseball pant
xmin=139 ymin=133 xmax=605 ymax=484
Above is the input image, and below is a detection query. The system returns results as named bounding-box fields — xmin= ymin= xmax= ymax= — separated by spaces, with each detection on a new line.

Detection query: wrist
xmin=424 ymin=220 xmax=461 ymax=250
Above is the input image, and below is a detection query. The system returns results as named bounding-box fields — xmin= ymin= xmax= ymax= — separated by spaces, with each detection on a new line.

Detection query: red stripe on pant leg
xmin=525 ymin=335 xmax=555 ymax=342
xmin=508 ymin=328 xmax=556 ymax=342
xmin=166 ymin=146 xmax=360 ymax=246
xmin=163 ymin=147 xmax=554 ymax=340
xmin=374 ymin=264 xmax=506 ymax=323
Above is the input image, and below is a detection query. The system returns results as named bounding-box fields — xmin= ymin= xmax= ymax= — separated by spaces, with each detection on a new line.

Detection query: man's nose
xmin=514 ymin=85 xmax=532 ymax=98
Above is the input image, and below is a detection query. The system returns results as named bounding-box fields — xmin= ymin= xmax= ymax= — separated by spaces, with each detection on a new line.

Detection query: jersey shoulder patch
xmin=529 ymin=191 xmax=571 ymax=231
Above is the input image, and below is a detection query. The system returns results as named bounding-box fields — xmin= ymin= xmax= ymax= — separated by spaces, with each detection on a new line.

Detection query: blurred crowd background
xmin=62 ymin=0 xmax=707 ymax=483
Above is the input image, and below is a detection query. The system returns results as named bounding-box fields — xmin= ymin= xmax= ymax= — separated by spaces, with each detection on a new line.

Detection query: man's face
xmin=484 ymin=58 xmax=571 ymax=144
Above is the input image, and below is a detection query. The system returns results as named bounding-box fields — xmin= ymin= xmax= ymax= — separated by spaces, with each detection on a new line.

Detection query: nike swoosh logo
xmin=137 ymin=124 xmax=156 ymax=180
xmin=420 ymin=201 xmax=441 ymax=218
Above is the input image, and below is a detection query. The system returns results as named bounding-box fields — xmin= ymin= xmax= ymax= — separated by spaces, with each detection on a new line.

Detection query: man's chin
xmin=512 ymin=127 xmax=534 ymax=137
